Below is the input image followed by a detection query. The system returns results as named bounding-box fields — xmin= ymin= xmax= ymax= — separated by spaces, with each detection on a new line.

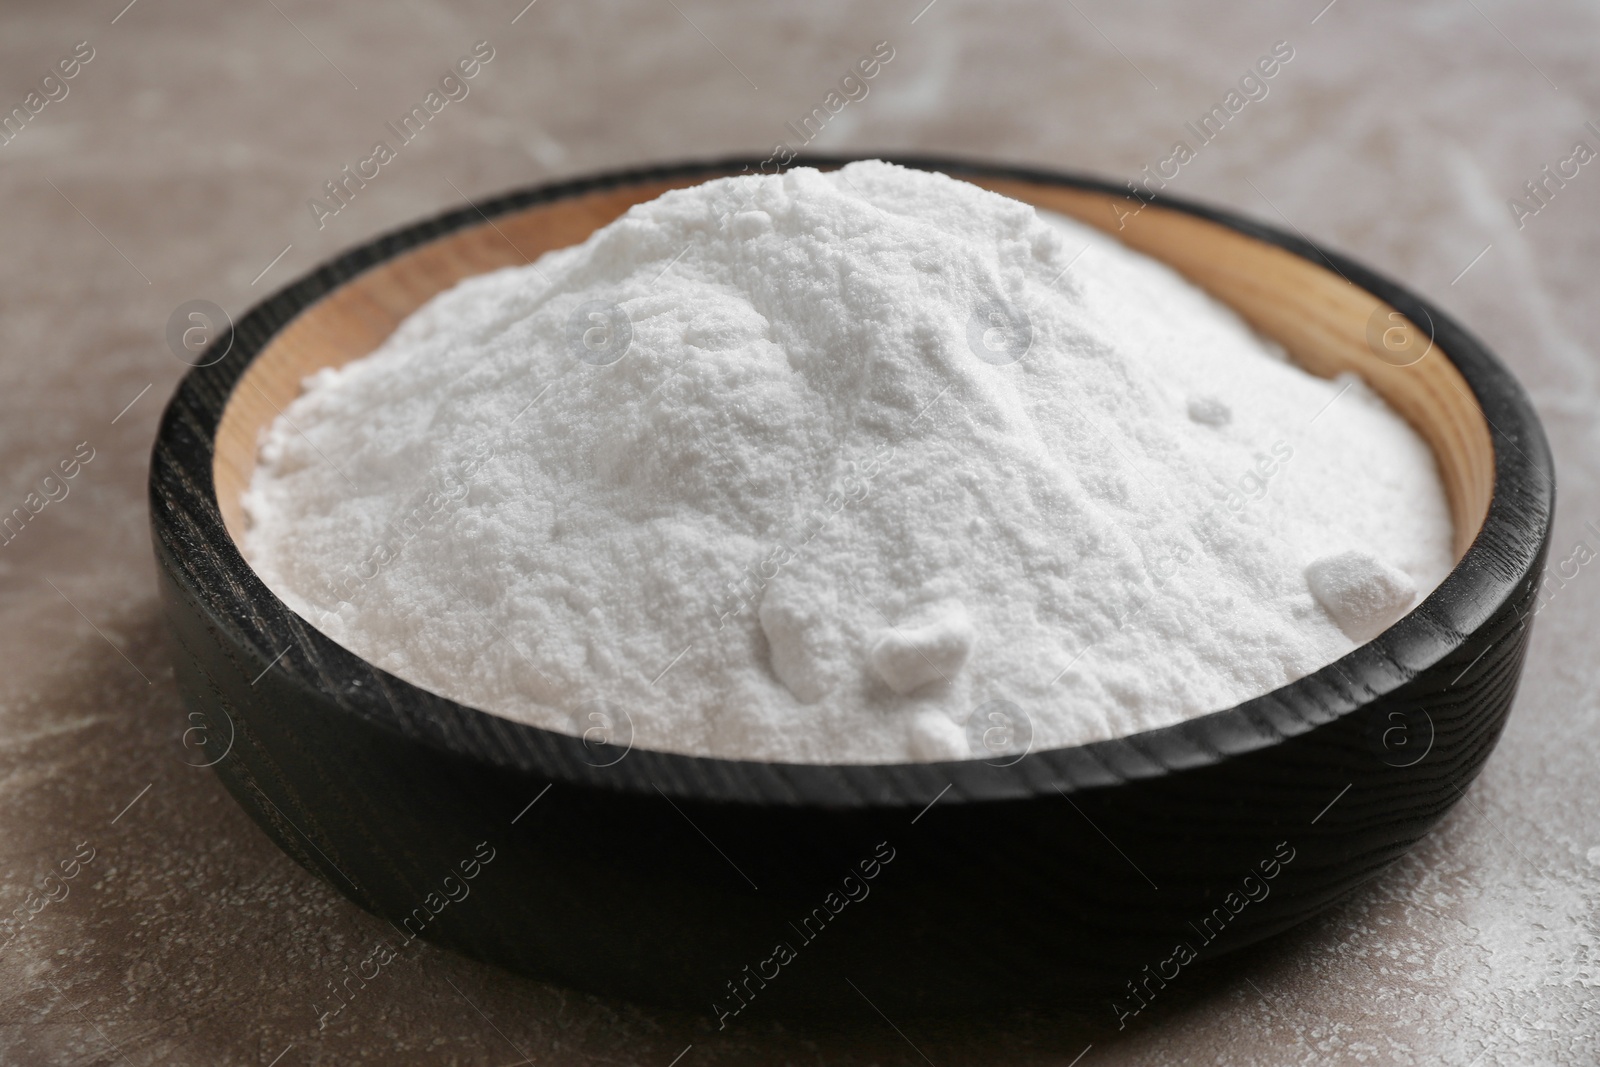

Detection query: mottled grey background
xmin=1 ymin=0 xmax=1596 ymax=1063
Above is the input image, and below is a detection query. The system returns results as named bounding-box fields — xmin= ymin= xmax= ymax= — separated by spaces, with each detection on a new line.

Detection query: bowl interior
xmin=213 ymin=172 xmax=1493 ymax=574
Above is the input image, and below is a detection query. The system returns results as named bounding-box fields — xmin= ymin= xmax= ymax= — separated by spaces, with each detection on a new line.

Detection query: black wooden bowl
xmin=149 ymin=156 xmax=1553 ymax=1021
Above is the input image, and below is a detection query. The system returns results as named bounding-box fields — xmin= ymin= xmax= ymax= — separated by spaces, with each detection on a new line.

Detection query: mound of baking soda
xmin=242 ymin=161 xmax=1453 ymax=763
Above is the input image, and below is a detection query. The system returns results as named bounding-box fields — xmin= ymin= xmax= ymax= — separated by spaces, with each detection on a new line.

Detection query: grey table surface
xmin=1 ymin=0 xmax=1596 ymax=1063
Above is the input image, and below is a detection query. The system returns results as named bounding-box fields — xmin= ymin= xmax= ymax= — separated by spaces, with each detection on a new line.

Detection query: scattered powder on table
xmin=242 ymin=161 xmax=1454 ymax=764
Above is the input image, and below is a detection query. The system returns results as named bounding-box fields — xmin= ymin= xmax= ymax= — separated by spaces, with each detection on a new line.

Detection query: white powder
xmin=241 ymin=161 xmax=1454 ymax=764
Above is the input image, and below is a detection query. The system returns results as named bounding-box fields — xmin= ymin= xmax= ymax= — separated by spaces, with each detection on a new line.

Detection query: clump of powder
xmin=241 ymin=161 xmax=1454 ymax=764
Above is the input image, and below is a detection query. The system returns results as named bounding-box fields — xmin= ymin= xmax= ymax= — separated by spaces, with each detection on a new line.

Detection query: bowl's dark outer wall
xmin=149 ymin=157 xmax=1554 ymax=1017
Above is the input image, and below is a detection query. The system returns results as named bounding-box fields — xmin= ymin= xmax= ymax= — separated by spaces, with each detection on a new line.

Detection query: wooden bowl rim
xmin=149 ymin=155 xmax=1555 ymax=806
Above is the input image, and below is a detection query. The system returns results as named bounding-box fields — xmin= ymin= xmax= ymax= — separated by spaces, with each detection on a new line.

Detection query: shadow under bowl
xmin=149 ymin=156 xmax=1554 ymax=1019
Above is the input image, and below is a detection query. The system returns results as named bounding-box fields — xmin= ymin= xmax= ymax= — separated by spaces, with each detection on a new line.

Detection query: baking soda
xmin=242 ymin=161 xmax=1454 ymax=763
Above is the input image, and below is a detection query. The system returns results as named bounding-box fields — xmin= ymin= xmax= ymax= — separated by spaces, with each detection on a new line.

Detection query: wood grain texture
xmin=149 ymin=156 xmax=1554 ymax=1013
